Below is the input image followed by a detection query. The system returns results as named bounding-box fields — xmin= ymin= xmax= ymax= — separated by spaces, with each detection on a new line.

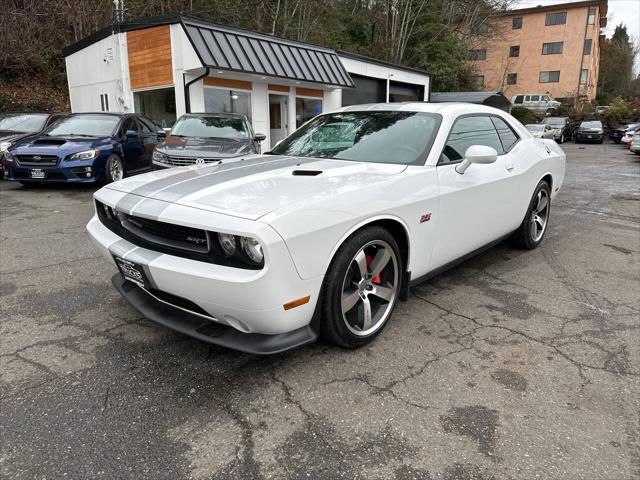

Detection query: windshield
xmin=45 ymin=115 xmax=120 ymax=137
xmin=270 ymin=111 xmax=441 ymax=165
xmin=170 ymin=116 xmax=249 ymax=139
xmin=526 ymin=124 xmax=545 ymax=132
xmin=542 ymin=117 xmax=564 ymax=126
xmin=0 ymin=113 xmax=49 ymax=133
xmin=580 ymin=121 xmax=602 ymax=128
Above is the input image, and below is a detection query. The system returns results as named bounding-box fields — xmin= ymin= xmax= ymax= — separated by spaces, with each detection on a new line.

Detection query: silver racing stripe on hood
xmin=115 ymin=155 xmax=318 ymax=217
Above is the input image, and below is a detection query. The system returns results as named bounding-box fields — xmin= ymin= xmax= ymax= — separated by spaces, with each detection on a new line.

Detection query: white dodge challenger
xmin=87 ymin=103 xmax=565 ymax=354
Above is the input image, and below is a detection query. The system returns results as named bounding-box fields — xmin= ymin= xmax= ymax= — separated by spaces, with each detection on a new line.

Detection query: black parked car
xmin=0 ymin=112 xmax=68 ymax=178
xmin=4 ymin=113 xmax=163 ymax=184
xmin=152 ymin=113 xmax=265 ymax=168
xmin=541 ymin=116 xmax=574 ymax=143
xmin=575 ymin=120 xmax=604 ymax=144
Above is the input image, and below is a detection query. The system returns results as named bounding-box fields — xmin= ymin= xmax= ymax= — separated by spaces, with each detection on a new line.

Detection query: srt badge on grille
xmin=186 ymin=236 xmax=207 ymax=245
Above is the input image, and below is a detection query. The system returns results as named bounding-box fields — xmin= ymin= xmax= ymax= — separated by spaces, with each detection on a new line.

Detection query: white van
xmin=511 ymin=94 xmax=561 ymax=115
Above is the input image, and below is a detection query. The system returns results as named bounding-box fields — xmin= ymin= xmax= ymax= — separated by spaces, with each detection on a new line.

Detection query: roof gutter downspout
xmin=184 ymin=67 xmax=209 ymax=113
xmin=575 ymin=8 xmax=591 ymax=107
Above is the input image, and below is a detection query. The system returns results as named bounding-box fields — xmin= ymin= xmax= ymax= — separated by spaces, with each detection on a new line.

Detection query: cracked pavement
xmin=1 ymin=142 xmax=639 ymax=479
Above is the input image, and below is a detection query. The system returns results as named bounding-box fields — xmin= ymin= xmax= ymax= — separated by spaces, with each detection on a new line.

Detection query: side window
xmin=440 ymin=116 xmax=503 ymax=164
xmin=524 ymin=95 xmax=530 ymax=102
xmin=137 ymin=117 xmax=154 ymax=134
xmin=491 ymin=117 xmax=520 ymax=152
xmin=120 ymin=117 xmax=137 ymax=136
xmin=514 ymin=95 xmax=524 ymax=104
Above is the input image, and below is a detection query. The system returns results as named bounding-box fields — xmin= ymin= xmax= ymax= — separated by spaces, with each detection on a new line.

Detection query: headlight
xmin=240 ymin=236 xmax=264 ymax=264
xmin=3 ymin=150 xmax=14 ymax=162
xmin=0 ymin=141 xmax=11 ymax=152
xmin=217 ymin=232 xmax=237 ymax=257
xmin=153 ymin=150 xmax=168 ymax=162
xmin=69 ymin=149 xmax=99 ymax=160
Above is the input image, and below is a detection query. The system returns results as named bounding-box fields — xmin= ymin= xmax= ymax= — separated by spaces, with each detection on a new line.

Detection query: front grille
xmin=16 ymin=155 xmax=58 ymax=166
xmin=95 ymin=200 xmax=262 ymax=269
xmin=120 ymin=212 xmax=209 ymax=254
xmin=162 ymin=156 xmax=221 ymax=167
xmin=145 ymin=287 xmax=213 ymax=318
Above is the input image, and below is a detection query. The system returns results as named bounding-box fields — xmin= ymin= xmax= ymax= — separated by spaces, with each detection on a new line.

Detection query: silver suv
xmin=511 ymin=94 xmax=561 ymax=115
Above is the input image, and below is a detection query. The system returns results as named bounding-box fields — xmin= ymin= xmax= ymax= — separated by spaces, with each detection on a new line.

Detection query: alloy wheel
xmin=110 ymin=158 xmax=124 ymax=182
xmin=340 ymin=240 xmax=398 ymax=336
xmin=530 ymin=189 xmax=549 ymax=242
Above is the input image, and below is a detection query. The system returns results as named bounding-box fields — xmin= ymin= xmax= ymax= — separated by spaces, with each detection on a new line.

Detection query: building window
xmin=509 ymin=45 xmax=520 ymax=57
xmin=545 ymin=12 xmax=567 ymax=26
xmin=133 ymin=88 xmax=177 ymax=127
xmin=539 ymin=71 xmax=560 ymax=83
xmin=204 ymin=88 xmax=252 ymax=121
xmin=580 ymin=69 xmax=589 ymax=85
xmin=295 ymin=98 xmax=322 ymax=128
xmin=471 ymin=75 xmax=485 ymax=87
xmin=512 ymin=17 xmax=523 ymax=29
xmin=587 ymin=6 xmax=596 ymax=25
xmin=506 ymin=73 xmax=517 ymax=85
xmin=99 ymin=93 xmax=109 ymax=112
xmin=584 ymin=38 xmax=592 ymax=55
xmin=542 ymin=42 xmax=564 ymax=55
xmin=469 ymin=49 xmax=487 ymax=60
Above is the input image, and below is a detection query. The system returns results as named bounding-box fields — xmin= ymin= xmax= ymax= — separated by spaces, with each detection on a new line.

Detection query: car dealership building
xmin=63 ymin=15 xmax=432 ymax=150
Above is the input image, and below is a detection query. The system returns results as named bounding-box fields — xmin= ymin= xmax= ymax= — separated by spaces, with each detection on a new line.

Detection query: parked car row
xmin=0 ymin=112 xmax=267 ymax=185
xmin=609 ymin=123 xmax=639 ymax=144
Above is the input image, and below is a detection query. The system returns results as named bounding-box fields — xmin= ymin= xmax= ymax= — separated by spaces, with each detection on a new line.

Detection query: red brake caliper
xmin=365 ymin=255 xmax=381 ymax=285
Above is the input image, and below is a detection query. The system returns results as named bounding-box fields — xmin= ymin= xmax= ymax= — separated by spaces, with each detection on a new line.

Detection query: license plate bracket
xmin=114 ymin=256 xmax=148 ymax=289
xmin=29 ymin=169 xmax=46 ymax=179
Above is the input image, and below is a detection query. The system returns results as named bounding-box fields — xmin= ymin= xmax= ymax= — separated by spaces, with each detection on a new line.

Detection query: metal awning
xmin=182 ymin=18 xmax=354 ymax=88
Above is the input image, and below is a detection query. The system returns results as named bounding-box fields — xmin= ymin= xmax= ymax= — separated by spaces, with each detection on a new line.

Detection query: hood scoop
xmin=292 ymin=169 xmax=322 ymax=176
xmin=33 ymin=138 xmax=66 ymax=146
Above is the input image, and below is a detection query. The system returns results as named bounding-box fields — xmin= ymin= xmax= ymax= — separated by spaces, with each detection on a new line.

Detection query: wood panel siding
xmin=268 ymin=84 xmax=290 ymax=93
xmin=127 ymin=26 xmax=173 ymax=90
xmin=296 ymin=87 xmax=324 ymax=98
xmin=203 ymin=77 xmax=253 ymax=90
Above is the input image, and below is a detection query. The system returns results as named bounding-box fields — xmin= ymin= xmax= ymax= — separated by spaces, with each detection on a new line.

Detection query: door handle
xmin=505 ymin=161 xmax=515 ymax=171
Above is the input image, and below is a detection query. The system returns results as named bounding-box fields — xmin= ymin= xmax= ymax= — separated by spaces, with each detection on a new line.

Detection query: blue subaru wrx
xmin=4 ymin=113 xmax=163 ymax=184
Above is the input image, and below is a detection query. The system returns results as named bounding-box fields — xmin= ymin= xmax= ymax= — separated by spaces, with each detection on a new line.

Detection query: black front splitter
xmin=112 ymin=274 xmax=318 ymax=355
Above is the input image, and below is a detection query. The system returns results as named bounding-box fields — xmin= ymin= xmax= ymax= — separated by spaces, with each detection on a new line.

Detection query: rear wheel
xmin=105 ymin=154 xmax=124 ymax=183
xmin=511 ymin=180 xmax=551 ymax=250
xmin=321 ymin=226 xmax=402 ymax=348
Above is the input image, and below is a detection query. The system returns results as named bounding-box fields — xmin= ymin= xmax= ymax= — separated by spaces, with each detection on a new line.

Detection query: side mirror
xmin=455 ymin=145 xmax=498 ymax=174
xmin=254 ymin=133 xmax=266 ymax=142
xmin=156 ymin=130 xmax=167 ymax=138
xmin=125 ymin=130 xmax=138 ymax=138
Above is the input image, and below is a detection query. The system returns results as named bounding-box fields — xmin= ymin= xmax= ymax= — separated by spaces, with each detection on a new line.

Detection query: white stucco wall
xmin=170 ymin=24 xmax=203 ymax=117
xmin=65 ymin=32 xmax=131 ymax=113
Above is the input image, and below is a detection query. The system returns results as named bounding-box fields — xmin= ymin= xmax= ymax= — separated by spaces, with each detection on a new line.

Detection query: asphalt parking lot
xmin=1 ymin=142 xmax=639 ymax=480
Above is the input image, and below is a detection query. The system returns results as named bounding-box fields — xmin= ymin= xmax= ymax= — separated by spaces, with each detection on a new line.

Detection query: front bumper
xmin=575 ymin=132 xmax=603 ymax=142
xmin=87 ymin=212 xmax=323 ymax=341
xmin=5 ymin=157 xmax=104 ymax=183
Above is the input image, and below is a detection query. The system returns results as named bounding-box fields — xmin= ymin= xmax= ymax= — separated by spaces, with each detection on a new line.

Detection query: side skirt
xmin=408 ymin=233 xmax=513 ymax=288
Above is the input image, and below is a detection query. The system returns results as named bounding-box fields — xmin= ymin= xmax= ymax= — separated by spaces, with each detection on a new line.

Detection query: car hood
xmin=12 ymin=135 xmax=110 ymax=154
xmin=156 ymin=135 xmax=254 ymax=158
xmin=106 ymin=155 xmax=407 ymax=220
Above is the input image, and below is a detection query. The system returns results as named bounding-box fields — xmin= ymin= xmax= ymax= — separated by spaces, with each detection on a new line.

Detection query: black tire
xmin=105 ymin=154 xmax=124 ymax=184
xmin=511 ymin=180 xmax=551 ymax=250
xmin=321 ymin=226 xmax=402 ymax=348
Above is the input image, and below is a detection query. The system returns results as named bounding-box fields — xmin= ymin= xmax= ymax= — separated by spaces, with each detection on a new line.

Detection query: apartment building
xmin=469 ymin=0 xmax=608 ymax=102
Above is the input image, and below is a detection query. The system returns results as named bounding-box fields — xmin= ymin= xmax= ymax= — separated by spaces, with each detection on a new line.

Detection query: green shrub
xmin=604 ymin=96 xmax=632 ymax=124
xmin=510 ymin=106 xmax=538 ymax=124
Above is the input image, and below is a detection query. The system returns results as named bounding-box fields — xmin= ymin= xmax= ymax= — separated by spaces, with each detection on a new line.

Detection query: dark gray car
xmin=152 ymin=113 xmax=266 ymax=168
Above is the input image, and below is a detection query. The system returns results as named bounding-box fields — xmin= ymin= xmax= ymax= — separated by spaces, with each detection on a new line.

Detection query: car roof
xmin=332 ymin=102 xmax=510 ymax=117
xmin=183 ymin=112 xmax=248 ymax=119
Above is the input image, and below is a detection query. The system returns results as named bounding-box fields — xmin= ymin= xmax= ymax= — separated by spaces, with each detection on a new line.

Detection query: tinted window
xmin=514 ymin=95 xmax=524 ymax=104
xmin=531 ymin=95 xmax=540 ymax=101
xmin=440 ymin=116 xmax=503 ymax=164
xmin=171 ymin=116 xmax=249 ymax=139
xmin=491 ymin=117 xmax=519 ymax=152
xmin=546 ymin=12 xmax=567 ymax=25
xmin=137 ymin=117 xmax=154 ymax=133
xmin=271 ymin=111 xmax=441 ymax=166
xmin=120 ymin=117 xmax=138 ymax=135
xmin=46 ymin=115 xmax=120 ymax=137
xmin=509 ymin=45 xmax=520 ymax=57
xmin=0 ymin=113 xmax=49 ymax=133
